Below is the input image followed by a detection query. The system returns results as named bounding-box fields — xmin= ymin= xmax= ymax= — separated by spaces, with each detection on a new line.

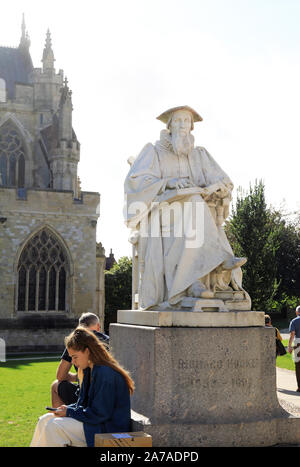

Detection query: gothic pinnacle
xmin=42 ymin=28 xmax=55 ymax=70
xmin=45 ymin=29 xmax=52 ymax=49
xmin=19 ymin=13 xmax=30 ymax=49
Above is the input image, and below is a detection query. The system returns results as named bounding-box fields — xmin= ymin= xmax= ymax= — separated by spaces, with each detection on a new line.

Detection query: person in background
xmin=265 ymin=314 xmax=286 ymax=358
xmin=51 ymin=313 xmax=109 ymax=408
xmin=288 ymin=306 xmax=300 ymax=392
xmin=265 ymin=314 xmax=283 ymax=342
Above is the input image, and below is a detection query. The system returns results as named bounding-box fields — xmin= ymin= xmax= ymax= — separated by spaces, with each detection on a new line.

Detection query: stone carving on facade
xmin=96 ymin=241 xmax=106 ymax=258
xmin=124 ymin=106 xmax=251 ymax=312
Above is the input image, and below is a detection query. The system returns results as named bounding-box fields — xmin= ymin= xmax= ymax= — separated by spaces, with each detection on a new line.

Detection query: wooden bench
xmin=94 ymin=431 xmax=152 ymax=447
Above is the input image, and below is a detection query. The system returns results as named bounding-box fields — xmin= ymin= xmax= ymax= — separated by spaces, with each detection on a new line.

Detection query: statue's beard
xmin=171 ymin=132 xmax=194 ymax=157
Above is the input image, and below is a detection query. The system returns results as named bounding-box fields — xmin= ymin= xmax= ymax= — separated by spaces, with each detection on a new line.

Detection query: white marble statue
xmin=124 ymin=106 xmax=251 ymax=311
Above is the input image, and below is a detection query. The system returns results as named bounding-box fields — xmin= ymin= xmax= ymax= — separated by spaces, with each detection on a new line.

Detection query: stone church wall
xmin=0 ymin=187 xmax=100 ymax=351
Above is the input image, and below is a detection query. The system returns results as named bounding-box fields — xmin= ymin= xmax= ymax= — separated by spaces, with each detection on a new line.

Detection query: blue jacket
xmin=66 ymin=365 xmax=131 ymax=447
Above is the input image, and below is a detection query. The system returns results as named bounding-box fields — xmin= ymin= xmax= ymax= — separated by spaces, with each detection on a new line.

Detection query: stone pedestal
xmin=110 ymin=310 xmax=300 ymax=447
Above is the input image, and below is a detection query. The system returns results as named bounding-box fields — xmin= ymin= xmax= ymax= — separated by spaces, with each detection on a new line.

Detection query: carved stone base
xmin=150 ymin=297 xmax=229 ymax=312
xmin=117 ymin=309 xmax=264 ymax=327
xmin=146 ymin=290 xmax=251 ymax=313
xmin=110 ymin=318 xmax=300 ymax=447
xmin=215 ymin=290 xmax=251 ymax=311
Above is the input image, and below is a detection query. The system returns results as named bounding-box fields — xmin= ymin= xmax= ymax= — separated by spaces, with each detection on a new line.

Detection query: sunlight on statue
xmin=124 ymin=106 xmax=251 ymax=311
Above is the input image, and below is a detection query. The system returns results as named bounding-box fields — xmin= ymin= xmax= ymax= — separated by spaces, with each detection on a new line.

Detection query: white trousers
xmin=30 ymin=413 xmax=87 ymax=447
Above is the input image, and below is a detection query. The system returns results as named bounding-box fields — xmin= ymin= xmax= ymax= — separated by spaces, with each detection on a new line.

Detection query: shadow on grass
xmin=0 ymin=356 xmax=60 ymax=369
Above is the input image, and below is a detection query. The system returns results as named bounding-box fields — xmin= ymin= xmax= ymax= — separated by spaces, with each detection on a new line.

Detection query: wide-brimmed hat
xmin=156 ymin=105 xmax=203 ymax=129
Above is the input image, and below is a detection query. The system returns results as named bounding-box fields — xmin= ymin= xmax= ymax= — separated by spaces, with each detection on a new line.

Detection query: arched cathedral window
xmin=17 ymin=228 xmax=69 ymax=312
xmin=0 ymin=121 xmax=26 ymax=187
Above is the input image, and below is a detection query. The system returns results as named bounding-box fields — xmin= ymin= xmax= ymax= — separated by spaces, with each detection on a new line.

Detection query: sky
xmin=1 ymin=0 xmax=300 ymax=259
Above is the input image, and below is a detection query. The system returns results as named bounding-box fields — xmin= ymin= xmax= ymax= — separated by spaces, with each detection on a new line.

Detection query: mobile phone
xmin=45 ymin=406 xmax=57 ymax=411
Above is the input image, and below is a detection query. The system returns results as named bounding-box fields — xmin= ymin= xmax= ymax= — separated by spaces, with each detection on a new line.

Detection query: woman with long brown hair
xmin=31 ymin=327 xmax=134 ymax=447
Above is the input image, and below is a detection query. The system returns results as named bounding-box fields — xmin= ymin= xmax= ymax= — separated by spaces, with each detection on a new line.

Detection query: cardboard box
xmin=94 ymin=431 xmax=152 ymax=447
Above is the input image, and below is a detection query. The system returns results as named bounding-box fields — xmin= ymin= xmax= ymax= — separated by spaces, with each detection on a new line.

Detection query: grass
xmin=0 ymin=356 xmax=61 ymax=447
xmin=276 ymin=339 xmax=295 ymax=371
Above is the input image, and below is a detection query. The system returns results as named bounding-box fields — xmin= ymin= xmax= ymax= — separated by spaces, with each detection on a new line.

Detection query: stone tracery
xmin=17 ymin=228 xmax=68 ymax=312
xmin=0 ymin=121 xmax=25 ymax=187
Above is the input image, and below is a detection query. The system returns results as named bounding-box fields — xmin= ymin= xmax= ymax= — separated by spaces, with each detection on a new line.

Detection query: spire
xmin=105 ymin=250 xmax=116 ymax=270
xmin=42 ymin=29 xmax=55 ymax=71
xmin=58 ymin=76 xmax=73 ymax=142
xmin=60 ymin=77 xmax=72 ymax=106
xmin=19 ymin=13 xmax=30 ymax=50
xmin=21 ymin=13 xmax=26 ymax=40
xmin=45 ymin=29 xmax=52 ymax=49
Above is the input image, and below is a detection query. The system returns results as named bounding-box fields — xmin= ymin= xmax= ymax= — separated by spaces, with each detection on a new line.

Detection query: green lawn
xmin=0 ymin=357 xmax=60 ymax=447
xmin=276 ymin=339 xmax=295 ymax=371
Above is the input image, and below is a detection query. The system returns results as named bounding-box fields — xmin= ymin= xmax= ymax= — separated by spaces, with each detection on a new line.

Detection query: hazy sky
xmin=1 ymin=0 xmax=300 ymax=258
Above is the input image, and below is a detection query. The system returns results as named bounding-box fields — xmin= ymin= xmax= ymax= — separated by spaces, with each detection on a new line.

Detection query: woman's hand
xmin=54 ymin=405 xmax=68 ymax=417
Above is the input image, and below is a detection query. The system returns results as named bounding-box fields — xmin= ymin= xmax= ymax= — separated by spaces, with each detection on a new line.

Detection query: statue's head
xmin=169 ymin=110 xmax=193 ymax=137
xmin=156 ymin=105 xmax=202 ymax=133
xmin=157 ymin=106 xmax=202 ymax=156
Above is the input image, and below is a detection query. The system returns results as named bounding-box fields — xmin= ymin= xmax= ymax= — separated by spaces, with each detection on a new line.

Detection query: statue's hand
xmin=178 ymin=178 xmax=195 ymax=189
xmin=166 ymin=178 xmax=195 ymax=190
xmin=165 ymin=178 xmax=177 ymax=189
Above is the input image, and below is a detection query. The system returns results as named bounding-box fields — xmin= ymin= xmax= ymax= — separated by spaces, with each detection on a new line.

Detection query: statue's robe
xmin=124 ymin=130 xmax=236 ymax=309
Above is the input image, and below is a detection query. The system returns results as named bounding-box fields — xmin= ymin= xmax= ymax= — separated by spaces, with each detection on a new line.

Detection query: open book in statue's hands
xmin=156 ymin=180 xmax=229 ymax=204
xmin=156 ymin=186 xmax=205 ymax=203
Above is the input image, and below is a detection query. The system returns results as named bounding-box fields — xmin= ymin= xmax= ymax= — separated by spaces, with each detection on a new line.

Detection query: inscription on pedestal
xmin=176 ymin=358 xmax=259 ymax=395
xmin=178 ymin=357 xmax=259 ymax=370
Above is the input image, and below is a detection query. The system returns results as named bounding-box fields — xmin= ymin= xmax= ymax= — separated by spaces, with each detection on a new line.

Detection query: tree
xmin=225 ymin=181 xmax=278 ymax=310
xmin=271 ymin=211 xmax=300 ymax=300
xmin=104 ymin=256 xmax=132 ymax=334
xmin=225 ymin=180 xmax=300 ymax=311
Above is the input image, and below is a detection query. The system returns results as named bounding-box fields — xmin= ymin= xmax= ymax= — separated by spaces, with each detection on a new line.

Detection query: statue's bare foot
xmin=222 ymin=257 xmax=247 ymax=270
xmin=187 ymin=281 xmax=214 ymax=299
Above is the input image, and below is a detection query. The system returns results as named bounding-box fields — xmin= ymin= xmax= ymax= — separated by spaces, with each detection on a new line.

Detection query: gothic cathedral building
xmin=0 ymin=18 xmax=106 ymax=352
